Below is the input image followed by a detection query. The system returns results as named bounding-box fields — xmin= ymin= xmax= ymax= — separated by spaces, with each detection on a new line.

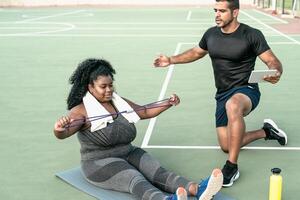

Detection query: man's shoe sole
xmin=198 ymin=168 xmax=223 ymax=200
xmin=264 ymin=119 xmax=288 ymax=145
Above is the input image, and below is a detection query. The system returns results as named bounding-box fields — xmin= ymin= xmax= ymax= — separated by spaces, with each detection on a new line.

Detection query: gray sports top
xmin=77 ymin=114 xmax=137 ymax=160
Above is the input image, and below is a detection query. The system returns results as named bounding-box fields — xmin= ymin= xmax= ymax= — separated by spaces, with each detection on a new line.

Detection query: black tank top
xmin=77 ymin=114 xmax=137 ymax=160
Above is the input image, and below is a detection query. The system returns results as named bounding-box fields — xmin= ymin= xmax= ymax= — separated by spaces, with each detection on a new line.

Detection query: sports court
xmin=1 ymin=1 xmax=300 ymax=199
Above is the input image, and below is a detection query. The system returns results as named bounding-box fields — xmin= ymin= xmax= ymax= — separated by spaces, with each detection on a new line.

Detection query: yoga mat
xmin=55 ymin=166 xmax=235 ymax=200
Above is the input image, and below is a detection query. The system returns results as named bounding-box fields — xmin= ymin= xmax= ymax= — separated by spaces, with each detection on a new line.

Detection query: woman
xmin=53 ymin=58 xmax=223 ymax=200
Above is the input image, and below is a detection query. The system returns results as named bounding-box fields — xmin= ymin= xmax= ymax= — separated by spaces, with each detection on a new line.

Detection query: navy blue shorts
xmin=215 ymin=85 xmax=261 ymax=127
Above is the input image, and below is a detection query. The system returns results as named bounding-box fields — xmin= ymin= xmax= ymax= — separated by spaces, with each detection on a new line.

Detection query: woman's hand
xmin=169 ymin=94 xmax=180 ymax=106
xmin=54 ymin=116 xmax=73 ymax=133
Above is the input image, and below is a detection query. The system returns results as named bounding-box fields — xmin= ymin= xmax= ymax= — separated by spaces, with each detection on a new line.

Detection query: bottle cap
xmin=271 ymin=168 xmax=281 ymax=174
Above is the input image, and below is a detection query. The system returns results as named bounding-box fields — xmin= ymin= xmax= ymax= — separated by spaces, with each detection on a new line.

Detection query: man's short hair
xmin=216 ymin=0 xmax=240 ymax=10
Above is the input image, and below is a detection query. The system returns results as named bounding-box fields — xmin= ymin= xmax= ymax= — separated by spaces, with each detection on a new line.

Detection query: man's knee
xmin=226 ymin=99 xmax=242 ymax=116
xmin=226 ymin=94 xmax=252 ymax=118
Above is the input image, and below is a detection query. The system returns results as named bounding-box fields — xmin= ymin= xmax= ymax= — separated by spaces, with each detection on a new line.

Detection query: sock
xmin=225 ymin=160 xmax=238 ymax=169
xmin=263 ymin=126 xmax=271 ymax=140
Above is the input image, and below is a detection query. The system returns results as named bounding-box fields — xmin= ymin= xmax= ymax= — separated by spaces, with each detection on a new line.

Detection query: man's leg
xmin=217 ymin=89 xmax=287 ymax=187
xmin=218 ymin=93 xmax=252 ymax=187
xmin=217 ymin=128 xmax=270 ymax=152
xmin=225 ymin=93 xmax=252 ymax=163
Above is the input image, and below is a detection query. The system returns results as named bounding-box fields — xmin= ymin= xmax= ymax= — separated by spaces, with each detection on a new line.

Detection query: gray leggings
xmin=81 ymin=147 xmax=193 ymax=200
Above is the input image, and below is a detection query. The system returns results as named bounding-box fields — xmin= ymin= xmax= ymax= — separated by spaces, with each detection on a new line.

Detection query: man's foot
xmin=263 ymin=119 xmax=287 ymax=145
xmin=196 ymin=168 xmax=223 ymax=200
xmin=168 ymin=187 xmax=187 ymax=200
xmin=222 ymin=160 xmax=239 ymax=187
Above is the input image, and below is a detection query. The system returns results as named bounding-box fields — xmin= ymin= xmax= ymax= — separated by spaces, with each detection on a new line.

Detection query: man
xmin=153 ymin=0 xmax=287 ymax=187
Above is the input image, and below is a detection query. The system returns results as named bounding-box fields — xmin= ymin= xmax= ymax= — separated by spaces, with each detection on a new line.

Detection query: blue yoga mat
xmin=55 ymin=166 xmax=235 ymax=200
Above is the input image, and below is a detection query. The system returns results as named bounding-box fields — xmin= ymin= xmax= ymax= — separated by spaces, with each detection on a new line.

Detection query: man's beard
xmin=216 ymin=17 xmax=234 ymax=29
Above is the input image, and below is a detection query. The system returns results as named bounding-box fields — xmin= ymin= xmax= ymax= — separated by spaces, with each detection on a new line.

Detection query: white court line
xmin=186 ymin=10 xmax=286 ymax=23
xmin=0 ymin=26 xmax=208 ymax=31
xmin=141 ymin=43 xmax=182 ymax=148
xmin=0 ymin=21 xmax=205 ymax=24
xmin=72 ymin=27 xmax=206 ymax=30
xmin=0 ymin=27 xmax=207 ymax=30
xmin=0 ymin=9 xmax=20 ymax=12
xmin=1 ymin=34 xmax=299 ymax=39
xmin=189 ymin=18 xmax=284 ymax=23
xmin=240 ymin=10 xmax=300 ymax=45
xmin=0 ymin=27 xmax=59 ymax=29
xmin=16 ymin=10 xmax=86 ymax=23
xmin=0 ymin=22 xmax=75 ymax=35
xmin=252 ymin=9 xmax=288 ymax=24
xmin=31 ymin=23 xmax=75 ymax=34
xmin=0 ymin=34 xmax=204 ymax=37
xmin=268 ymin=41 xmax=300 ymax=44
xmin=145 ymin=145 xmax=300 ymax=150
xmin=186 ymin=10 xmax=192 ymax=21
xmin=172 ymin=41 xmax=298 ymax=46
xmin=265 ymin=34 xmax=300 ymax=38
xmin=27 ymin=22 xmax=214 ymax=25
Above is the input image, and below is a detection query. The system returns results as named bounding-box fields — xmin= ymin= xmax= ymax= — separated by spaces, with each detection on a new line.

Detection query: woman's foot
xmin=167 ymin=187 xmax=187 ymax=200
xmin=196 ymin=168 xmax=223 ymax=200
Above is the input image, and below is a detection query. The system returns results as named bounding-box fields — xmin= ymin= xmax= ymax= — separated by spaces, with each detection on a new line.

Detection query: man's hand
xmin=263 ymin=70 xmax=281 ymax=84
xmin=154 ymin=54 xmax=171 ymax=67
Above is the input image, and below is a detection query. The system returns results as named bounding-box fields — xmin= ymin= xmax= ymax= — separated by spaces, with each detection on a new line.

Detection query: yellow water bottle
xmin=269 ymin=168 xmax=282 ymax=200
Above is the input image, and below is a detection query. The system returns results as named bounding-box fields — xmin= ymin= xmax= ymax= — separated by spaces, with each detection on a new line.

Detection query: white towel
xmin=83 ymin=91 xmax=140 ymax=132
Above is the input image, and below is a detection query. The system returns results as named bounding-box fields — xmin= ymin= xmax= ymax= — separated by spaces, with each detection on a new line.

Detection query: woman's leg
xmin=126 ymin=147 xmax=194 ymax=195
xmin=81 ymin=157 xmax=182 ymax=200
xmin=127 ymin=148 xmax=223 ymax=200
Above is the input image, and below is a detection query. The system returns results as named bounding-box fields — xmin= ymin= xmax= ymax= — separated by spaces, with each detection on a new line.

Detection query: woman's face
xmin=88 ymin=75 xmax=114 ymax=102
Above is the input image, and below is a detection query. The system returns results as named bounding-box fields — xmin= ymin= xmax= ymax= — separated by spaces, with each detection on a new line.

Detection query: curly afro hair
xmin=67 ymin=58 xmax=116 ymax=110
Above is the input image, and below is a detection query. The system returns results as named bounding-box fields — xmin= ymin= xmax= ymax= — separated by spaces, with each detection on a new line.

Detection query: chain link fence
xmin=253 ymin=0 xmax=300 ymax=17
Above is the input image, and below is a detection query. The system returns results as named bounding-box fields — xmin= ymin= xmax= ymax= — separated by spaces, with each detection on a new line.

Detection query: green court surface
xmin=1 ymin=6 xmax=300 ymax=200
